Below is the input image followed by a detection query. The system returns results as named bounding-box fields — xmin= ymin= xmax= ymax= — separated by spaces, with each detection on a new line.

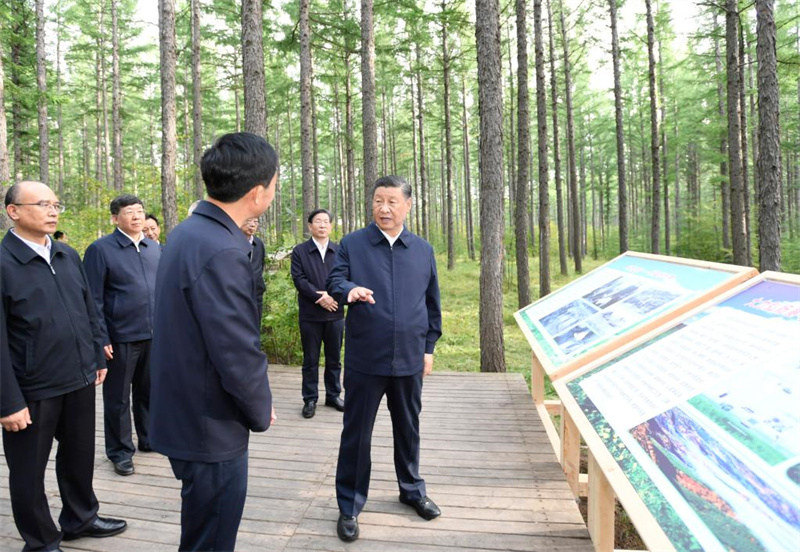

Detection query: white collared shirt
xmin=379 ymin=228 xmax=401 ymax=248
xmin=11 ymin=229 xmax=52 ymax=265
xmin=118 ymin=228 xmax=144 ymax=252
xmin=311 ymin=237 xmax=329 ymax=261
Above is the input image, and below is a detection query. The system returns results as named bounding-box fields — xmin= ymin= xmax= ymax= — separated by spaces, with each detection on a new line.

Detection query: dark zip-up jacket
xmin=291 ymin=238 xmax=344 ymax=322
xmin=83 ymin=228 xmax=160 ymax=344
xmin=326 ymin=223 xmax=442 ymax=377
xmin=1 ymin=232 xmax=106 ymax=416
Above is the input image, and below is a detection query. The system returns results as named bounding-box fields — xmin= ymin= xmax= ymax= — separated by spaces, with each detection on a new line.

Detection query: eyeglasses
xmin=13 ymin=201 xmax=66 ymax=213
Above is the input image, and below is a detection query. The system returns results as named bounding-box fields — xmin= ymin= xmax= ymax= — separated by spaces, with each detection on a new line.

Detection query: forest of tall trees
xmin=0 ymin=0 xmax=798 ymax=371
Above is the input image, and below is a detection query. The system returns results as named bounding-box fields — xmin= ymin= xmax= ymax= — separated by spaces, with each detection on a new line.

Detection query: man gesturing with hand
xmin=327 ymin=175 xmax=442 ymax=542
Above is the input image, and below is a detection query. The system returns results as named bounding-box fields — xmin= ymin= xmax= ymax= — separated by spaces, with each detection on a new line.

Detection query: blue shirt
xmin=327 ymin=223 xmax=442 ymax=377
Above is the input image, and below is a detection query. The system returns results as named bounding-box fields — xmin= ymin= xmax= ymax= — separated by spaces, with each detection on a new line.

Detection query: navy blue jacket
xmin=83 ymin=228 xmax=160 ymax=344
xmin=250 ymin=235 xmax=266 ymax=300
xmin=1 ymin=232 xmax=105 ymax=416
xmin=326 ymin=223 xmax=441 ymax=377
xmin=291 ymin=238 xmax=344 ymax=322
xmin=149 ymin=201 xmax=272 ymax=463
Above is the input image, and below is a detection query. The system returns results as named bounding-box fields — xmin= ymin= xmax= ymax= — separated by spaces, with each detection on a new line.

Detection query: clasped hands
xmin=315 ymin=291 xmax=339 ymax=311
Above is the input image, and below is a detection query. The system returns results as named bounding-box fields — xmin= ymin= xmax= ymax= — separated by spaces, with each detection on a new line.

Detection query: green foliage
xmin=260 ymin=257 xmax=303 ymax=365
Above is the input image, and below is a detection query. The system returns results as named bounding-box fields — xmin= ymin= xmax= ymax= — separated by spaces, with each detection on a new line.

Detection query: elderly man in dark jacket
xmin=327 ymin=175 xmax=442 ymax=542
xmin=84 ymin=194 xmax=161 ymax=477
xmin=1 ymin=181 xmax=127 ymax=552
xmin=149 ymin=132 xmax=278 ymax=552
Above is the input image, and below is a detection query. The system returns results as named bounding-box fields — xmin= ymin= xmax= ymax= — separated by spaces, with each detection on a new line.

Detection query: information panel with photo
xmin=514 ymin=253 xmax=755 ymax=377
xmin=557 ymin=274 xmax=800 ymax=552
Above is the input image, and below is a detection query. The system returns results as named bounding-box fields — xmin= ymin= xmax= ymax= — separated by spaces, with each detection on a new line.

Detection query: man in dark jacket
xmin=291 ymin=208 xmax=345 ymax=418
xmin=149 ymin=132 xmax=277 ymax=552
xmin=240 ymin=216 xmax=267 ymax=323
xmin=1 ymin=181 xmax=127 ymax=551
xmin=84 ymin=195 xmax=161 ymax=476
xmin=327 ymin=175 xmax=442 ymax=542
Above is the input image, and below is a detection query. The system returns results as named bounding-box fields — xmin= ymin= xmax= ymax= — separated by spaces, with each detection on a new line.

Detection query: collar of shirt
xmin=378 ymin=228 xmax=401 ymax=248
xmin=117 ymin=228 xmax=144 ymax=251
xmin=10 ymin=229 xmax=52 ymax=264
xmin=247 ymin=235 xmax=255 ymax=245
xmin=311 ymin=237 xmax=329 ymax=260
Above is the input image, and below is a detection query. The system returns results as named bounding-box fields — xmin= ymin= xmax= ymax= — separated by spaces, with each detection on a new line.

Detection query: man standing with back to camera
xmin=327 ymin=175 xmax=442 ymax=542
xmin=149 ymin=132 xmax=278 ymax=552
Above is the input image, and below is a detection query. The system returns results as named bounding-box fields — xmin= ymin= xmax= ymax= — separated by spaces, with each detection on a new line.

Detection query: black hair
xmin=372 ymin=175 xmax=412 ymax=199
xmin=4 ymin=185 xmax=20 ymax=207
xmin=53 ymin=230 xmax=65 ymax=240
xmin=307 ymin=208 xmax=332 ymax=224
xmin=110 ymin=194 xmax=143 ymax=215
xmin=200 ymin=132 xmax=278 ymax=203
xmin=145 ymin=213 xmax=160 ymax=225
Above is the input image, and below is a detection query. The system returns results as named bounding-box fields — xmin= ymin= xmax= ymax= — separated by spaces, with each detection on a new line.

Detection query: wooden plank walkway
xmin=0 ymin=366 xmax=592 ymax=551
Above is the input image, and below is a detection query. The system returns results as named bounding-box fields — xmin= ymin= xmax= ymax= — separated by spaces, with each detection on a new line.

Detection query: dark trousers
xmin=103 ymin=339 xmax=151 ymax=462
xmin=169 ymin=452 xmax=248 ymax=552
xmin=2 ymin=385 xmax=100 ymax=551
xmin=335 ymin=370 xmax=425 ymax=517
xmin=299 ymin=319 xmax=344 ymax=402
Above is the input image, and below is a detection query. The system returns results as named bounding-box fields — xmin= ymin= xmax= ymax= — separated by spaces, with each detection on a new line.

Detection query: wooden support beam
xmin=531 ymin=352 xmax=545 ymax=405
xmin=588 ymin=451 xmax=615 ymax=552
xmin=561 ymin=410 xmax=581 ymax=497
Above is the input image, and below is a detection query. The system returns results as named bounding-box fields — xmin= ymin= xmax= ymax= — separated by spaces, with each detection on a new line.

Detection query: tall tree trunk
xmin=739 ymin=21 xmax=752 ymax=265
xmin=285 ymin=98 xmax=299 ymax=239
xmin=410 ymin=77 xmax=419 ymax=234
xmin=344 ymin=51 xmax=356 ymax=233
xmin=547 ymin=0 xmax=567 ymax=275
xmin=658 ymin=38 xmax=669 ymax=255
xmin=380 ymin=86 xmax=388 ymax=175
xmin=55 ymin=3 xmax=64 ymax=196
xmin=756 ymin=0 xmax=781 ymax=270
xmin=726 ymin=0 xmax=747 ymax=265
xmin=242 ymin=0 xmax=267 ymax=136
xmin=515 ymin=0 xmax=531 ymax=306
xmin=415 ymin=44 xmax=429 ymax=240
xmin=159 ymin=0 xmax=178 ymax=233
xmin=475 ymin=0 xmax=506 ymax=372
xmin=610 ymin=0 xmax=627 ymax=253
xmin=111 ymin=0 xmax=123 ymax=190
xmin=191 ymin=0 xmax=204 ymax=200
xmin=714 ymin=15 xmax=731 ymax=250
xmin=646 ymin=0 xmax=660 ymax=254
xmin=534 ymin=0 xmax=550 ymax=296
xmin=462 ymin=78 xmax=476 ymax=260
xmin=35 ymin=0 xmax=49 ymax=185
xmin=311 ymin=67 xmax=320 ymax=207
xmin=559 ymin=2 xmax=581 ymax=272
xmin=299 ymin=0 xmax=314 ymax=231
xmin=441 ymin=1 xmax=455 ymax=269
xmin=0 ymin=40 xmax=10 ymax=230
xmin=361 ymin=0 xmax=378 ymax=217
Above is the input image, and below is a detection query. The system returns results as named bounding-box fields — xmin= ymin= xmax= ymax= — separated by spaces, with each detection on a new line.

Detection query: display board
xmin=514 ymin=252 xmax=756 ymax=380
xmin=555 ymin=272 xmax=800 ymax=552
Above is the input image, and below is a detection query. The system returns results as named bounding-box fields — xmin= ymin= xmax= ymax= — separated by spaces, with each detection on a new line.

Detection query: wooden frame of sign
xmin=514 ymin=252 xmax=757 ymax=498
xmin=553 ymin=271 xmax=800 ymax=552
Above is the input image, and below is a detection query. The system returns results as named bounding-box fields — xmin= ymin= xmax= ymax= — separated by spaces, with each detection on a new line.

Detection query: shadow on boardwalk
xmin=0 ymin=366 xmax=592 ymax=551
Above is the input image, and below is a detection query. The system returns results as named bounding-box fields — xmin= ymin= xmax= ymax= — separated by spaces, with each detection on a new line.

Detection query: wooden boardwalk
xmin=0 ymin=366 xmax=592 ymax=551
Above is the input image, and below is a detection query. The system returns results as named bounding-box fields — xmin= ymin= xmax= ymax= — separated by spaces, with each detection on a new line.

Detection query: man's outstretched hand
xmin=347 ymin=287 xmax=375 ymax=304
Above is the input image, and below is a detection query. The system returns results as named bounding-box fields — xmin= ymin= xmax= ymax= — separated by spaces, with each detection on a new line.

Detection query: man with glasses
xmin=1 ymin=181 xmax=127 ymax=551
xmin=84 ymin=195 xmax=161 ymax=477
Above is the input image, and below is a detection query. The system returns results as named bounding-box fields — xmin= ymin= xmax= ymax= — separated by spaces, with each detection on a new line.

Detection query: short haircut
xmin=200 ymin=132 xmax=278 ymax=203
xmin=110 ymin=194 xmax=143 ymax=215
xmin=145 ymin=213 xmax=160 ymax=225
xmin=53 ymin=230 xmax=65 ymax=240
xmin=4 ymin=185 xmax=20 ymax=207
xmin=372 ymin=175 xmax=411 ymax=200
xmin=307 ymin=208 xmax=332 ymax=224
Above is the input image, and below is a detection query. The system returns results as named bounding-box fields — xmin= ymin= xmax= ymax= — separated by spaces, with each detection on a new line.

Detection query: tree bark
xmin=462 ymin=78 xmax=476 ymax=261
xmin=714 ymin=15 xmax=731 ymax=250
xmin=344 ymin=51 xmax=356 ymax=233
xmin=441 ymin=1 xmax=455 ymax=270
xmin=361 ymin=0 xmax=378 ymax=216
xmin=0 ymin=39 xmax=10 ymax=230
xmin=299 ymin=0 xmax=314 ymax=231
xmin=547 ymin=0 xmax=567 ymax=275
xmin=609 ymin=0 xmax=627 ymax=253
xmin=242 ymin=0 xmax=267 ymax=136
xmin=534 ymin=0 xmax=550 ymax=297
xmin=35 ymin=0 xmax=49 ymax=185
xmin=515 ymin=0 xmax=531 ymax=306
xmin=159 ymin=0 xmax=178 ymax=233
xmin=738 ymin=21 xmax=752 ymax=265
xmin=559 ymin=2 xmax=581 ymax=272
xmin=55 ymin=4 xmax=64 ymax=196
xmin=475 ymin=0 xmax=506 ymax=372
xmin=756 ymin=0 xmax=781 ymax=270
xmin=415 ymin=43 xmax=429 ymax=240
xmin=111 ymin=0 xmax=123 ymax=190
xmin=285 ymin=98 xmax=299 ymax=239
xmin=646 ymin=0 xmax=660 ymax=254
xmin=726 ymin=0 xmax=747 ymax=265
xmin=191 ymin=0 xmax=204 ymax=200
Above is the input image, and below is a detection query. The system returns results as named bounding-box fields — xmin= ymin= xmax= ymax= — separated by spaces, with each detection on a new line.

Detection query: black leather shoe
xmin=400 ymin=495 xmax=441 ymax=520
xmin=325 ymin=396 xmax=345 ymax=412
xmin=62 ymin=516 xmax=127 ymax=540
xmin=336 ymin=514 xmax=359 ymax=542
xmin=113 ymin=459 xmax=134 ymax=476
xmin=302 ymin=400 xmax=316 ymax=418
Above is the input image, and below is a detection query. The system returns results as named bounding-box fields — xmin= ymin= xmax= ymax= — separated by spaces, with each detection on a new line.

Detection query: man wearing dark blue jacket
xmin=1 ymin=181 xmax=127 ymax=551
xmin=84 ymin=195 xmax=160 ymax=477
xmin=149 ymin=132 xmax=278 ymax=552
xmin=327 ymin=175 xmax=442 ymax=542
